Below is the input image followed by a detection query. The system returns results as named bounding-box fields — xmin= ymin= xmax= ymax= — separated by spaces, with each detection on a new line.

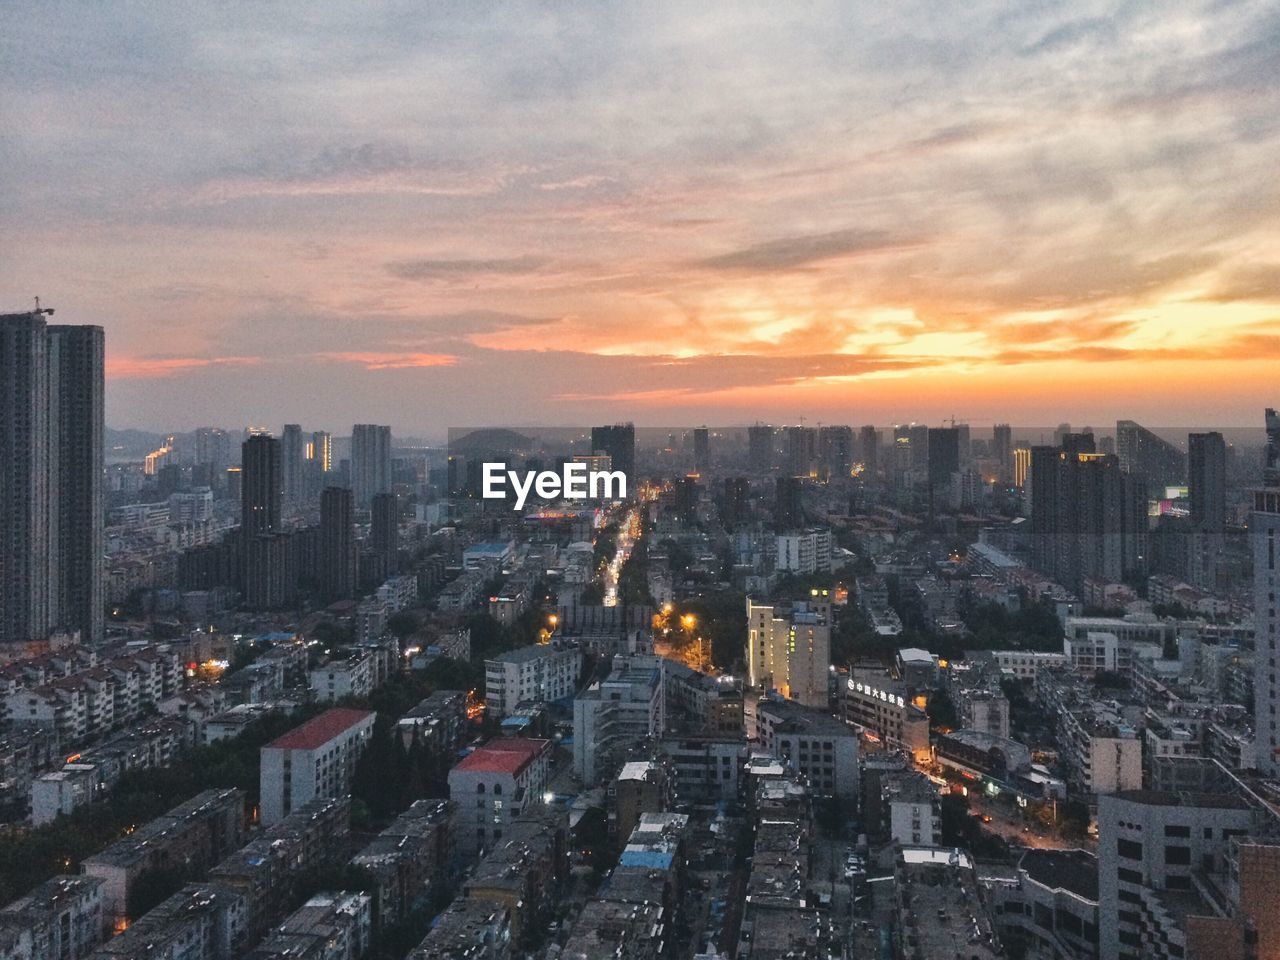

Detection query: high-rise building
xmin=351 ymin=424 xmax=391 ymax=509
xmin=926 ymin=426 xmax=960 ymax=488
xmin=281 ymin=424 xmax=304 ymax=507
xmin=1 ymin=310 xmax=104 ymax=645
xmin=241 ymin=434 xmax=281 ymax=539
xmin=1116 ymin=419 xmax=1186 ymax=488
xmin=1265 ymin=407 xmax=1280 ymax=486
xmin=1013 ymin=445 xmax=1032 ymax=489
xmin=320 ymin=486 xmax=354 ymax=602
xmin=993 ymin=424 xmax=1013 ymax=483
xmin=194 ymin=427 xmax=231 ymax=473
xmin=590 ymin=423 xmax=635 ymax=483
xmin=370 ymin=492 xmax=398 ymax=578
xmin=746 ymin=597 xmax=831 ymax=708
xmin=692 ymin=427 xmax=709 ymax=473
xmin=1030 ymin=439 xmax=1147 ymax=593
xmin=1254 ymin=410 xmax=1280 ymax=776
xmin=784 ymin=425 xmax=818 ymax=477
xmin=722 ymin=477 xmax=750 ymax=526
xmin=309 ymin=430 xmax=332 ymax=472
xmin=858 ymin=425 xmax=879 ymax=479
xmin=817 ymin=425 xmax=853 ymax=480
xmin=774 ymin=476 xmax=804 ymax=529
xmin=1188 ymin=432 xmax=1226 ymax=533
xmin=747 ymin=424 xmax=774 ymax=472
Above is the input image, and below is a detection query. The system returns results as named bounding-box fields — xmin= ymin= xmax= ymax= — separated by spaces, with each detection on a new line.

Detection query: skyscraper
xmin=1254 ymin=410 xmax=1280 ymax=777
xmin=1116 ymin=419 xmax=1186 ymax=488
xmin=194 ymin=427 xmax=231 ymax=473
xmin=858 ymin=425 xmax=878 ymax=479
xmin=926 ymin=427 xmax=960 ymax=488
xmin=309 ymin=430 xmax=332 ymax=473
xmin=817 ymin=425 xmax=853 ymax=480
xmin=241 ymin=434 xmax=281 ymax=539
xmin=351 ymin=424 xmax=391 ymax=509
xmin=370 ymin=492 xmax=398 ymax=578
xmin=590 ymin=423 xmax=635 ymax=482
xmin=692 ymin=426 xmax=709 ymax=473
xmin=1188 ymin=432 xmax=1226 ymax=533
xmin=0 ymin=310 xmax=104 ymax=645
xmin=281 ymin=423 xmax=304 ymax=507
xmin=1030 ymin=439 xmax=1146 ymax=593
xmin=320 ymin=486 xmax=354 ymax=602
xmin=748 ymin=424 xmax=774 ymax=472
xmin=993 ymin=424 xmax=1012 ymax=483
xmin=784 ymin=425 xmax=817 ymax=477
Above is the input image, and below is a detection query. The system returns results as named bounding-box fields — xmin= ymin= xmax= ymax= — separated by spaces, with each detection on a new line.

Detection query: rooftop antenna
xmin=32 ymin=296 xmax=54 ymax=316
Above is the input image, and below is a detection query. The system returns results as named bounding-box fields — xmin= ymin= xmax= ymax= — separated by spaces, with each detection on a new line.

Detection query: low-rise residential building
xmin=246 ymin=892 xmax=372 ymax=960
xmin=755 ymin=697 xmax=859 ymax=799
xmin=891 ymin=847 xmax=1002 ymax=960
xmin=484 ymin=643 xmax=582 ymax=718
xmin=448 ymin=738 xmax=553 ymax=858
xmin=0 ymin=875 xmax=105 ymax=960
xmin=349 ymin=799 xmax=453 ymax=928
xmin=81 ymin=788 xmax=245 ymax=927
xmin=984 ymin=849 xmax=1099 ymax=960
xmin=397 ymin=690 xmax=468 ymax=754
xmin=89 ymin=882 xmax=248 ymax=960
xmin=405 ymin=899 xmax=511 ymax=960
xmin=881 ymin=770 xmax=941 ymax=847
xmin=774 ymin=529 xmax=833 ymax=574
xmin=259 ymin=708 xmax=376 ymax=826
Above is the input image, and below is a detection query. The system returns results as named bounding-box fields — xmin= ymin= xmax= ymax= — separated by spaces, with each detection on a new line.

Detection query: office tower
xmin=370 ymin=492 xmax=398 ymax=577
xmin=309 ymin=430 xmax=332 ymax=472
xmin=241 ymin=434 xmax=281 ymax=539
xmin=692 ymin=426 xmax=709 ymax=473
xmin=775 ymin=476 xmax=804 ymax=529
xmin=1053 ymin=423 xmax=1072 ymax=446
xmin=1266 ymin=407 xmax=1280 ymax=486
xmin=722 ymin=477 xmax=750 ymax=526
xmin=1 ymin=310 xmax=104 ymax=646
xmin=1030 ymin=440 xmax=1147 ymax=593
xmin=590 ymin=423 xmax=635 ymax=482
xmin=280 ymin=424 xmax=304 ymax=507
xmin=351 ymin=424 xmax=391 ymax=509
xmin=993 ymin=424 xmax=1012 ymax=483
xmin=858 ymin=425 xmax=879 ymax=478
xmin=817 ymin=425 xmax=853 ymax=480
xmin=1116 ymin=419 xmax=1186 ymax=488
xmin=193 ymin=427 xmax=231 ymax=472
xmin=1188 ymin=432 xmax=1226 ymax=532
xmin=320 ymin=486 xmax=354 ymax=602
xmin=748 ymin=424 xmax=774 ymax=472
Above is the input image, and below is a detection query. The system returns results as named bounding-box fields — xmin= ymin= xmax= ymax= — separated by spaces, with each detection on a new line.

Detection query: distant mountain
xmin=449 ymin=427 xmax=537 ymax=456
xmin=106 ymin=426 xmax=166 ymax=457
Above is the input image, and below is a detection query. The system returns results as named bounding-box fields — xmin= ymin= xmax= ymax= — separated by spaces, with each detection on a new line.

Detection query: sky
xmin=3 ymin=1 xmax=1279 ymax=438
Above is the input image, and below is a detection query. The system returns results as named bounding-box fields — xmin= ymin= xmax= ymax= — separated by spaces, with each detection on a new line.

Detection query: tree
xmin=387 ymin=611 xmax=419 ymax=641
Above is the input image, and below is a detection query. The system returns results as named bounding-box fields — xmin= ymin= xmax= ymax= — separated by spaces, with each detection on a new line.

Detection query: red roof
xmin=266 ymin=708 xmax=375 ymax=750
xmin=453 ymin=738 xmax=550 ymax=776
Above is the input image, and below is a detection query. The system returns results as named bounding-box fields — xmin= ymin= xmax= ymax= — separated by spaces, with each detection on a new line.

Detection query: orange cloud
xmin=316 ymin=351 xmax=460 ymax=370
xmin=106 ymin=355 xmax=262 ymax=379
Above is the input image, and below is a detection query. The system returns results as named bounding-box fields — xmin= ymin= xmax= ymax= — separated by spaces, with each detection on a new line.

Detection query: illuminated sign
xmin=847 ymin=679 xmax=905 ymax=708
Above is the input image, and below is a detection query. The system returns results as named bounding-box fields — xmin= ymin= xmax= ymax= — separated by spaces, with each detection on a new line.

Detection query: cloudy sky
xmin=3 ymin=1 xmax=1278 ymax=436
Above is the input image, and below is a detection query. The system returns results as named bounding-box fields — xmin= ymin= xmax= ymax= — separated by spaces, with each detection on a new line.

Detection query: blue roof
xmin=619 ymin=850 xmax=674 ymax=870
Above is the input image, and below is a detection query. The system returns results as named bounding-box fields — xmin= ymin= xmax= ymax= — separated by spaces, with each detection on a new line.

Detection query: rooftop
xmin=1019 ymin=849 xmax=1099 ymax=901
xmin=452 ymin=737 xmax=549 ymax=776
xmin=265 ymin=707 xmax=374 ymax=750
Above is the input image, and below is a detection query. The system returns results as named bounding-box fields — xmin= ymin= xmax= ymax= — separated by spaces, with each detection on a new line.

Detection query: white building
xmin=746 ymin=597 xmax=831 ymax=708
xmin=0 ymin=875 xmax=105 ymax=960
xmin=259 ymin=708 xmax=376 ymax=825
xmin=774 ymin=529 xmax=833 ymax=575
xmin=882 ymin=771 xmax=942 ymax=847
xmin=484 ymin=643 xmax=582 ymax=718
xmin=573 ymin=658 xmax=664 ymax=785
xmin=31 ymin=764 xmax=101 ymax=825
xmin=447 ymin=738 xmax=552 ymax=858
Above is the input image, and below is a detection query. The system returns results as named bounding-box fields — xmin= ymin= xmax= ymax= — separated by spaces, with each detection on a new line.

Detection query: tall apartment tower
xmin=0 ymin=310 xmax=104 ymax=646
xmin=350 ymin=424 xmax=391 ymax=509
xmin=692 ymin=427 xmax=709 ymax=473
xmin=370 ymin=492 xmax=398 ymax=578
xmin=858 ymin=425 xmax=878 ymax=479
xmin=1254 ymin=409 xmax=1280 ymax=777
xmin=241 ymin=434 xmax=281 ymax=539
xmin=590 ymin=423 xmax=636 ymax=482
xmin=320 ymin=486 xmax=354 ymax=602
xmin=993 ymin=424 xmax=1013 ymax=483
xmin=748 ymin=424 xmax=774 ymax=472
xmin=280 ymin=424 xmax=305 ymax=507
xmin=309 ymin=430 xmax=332 ymax=472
